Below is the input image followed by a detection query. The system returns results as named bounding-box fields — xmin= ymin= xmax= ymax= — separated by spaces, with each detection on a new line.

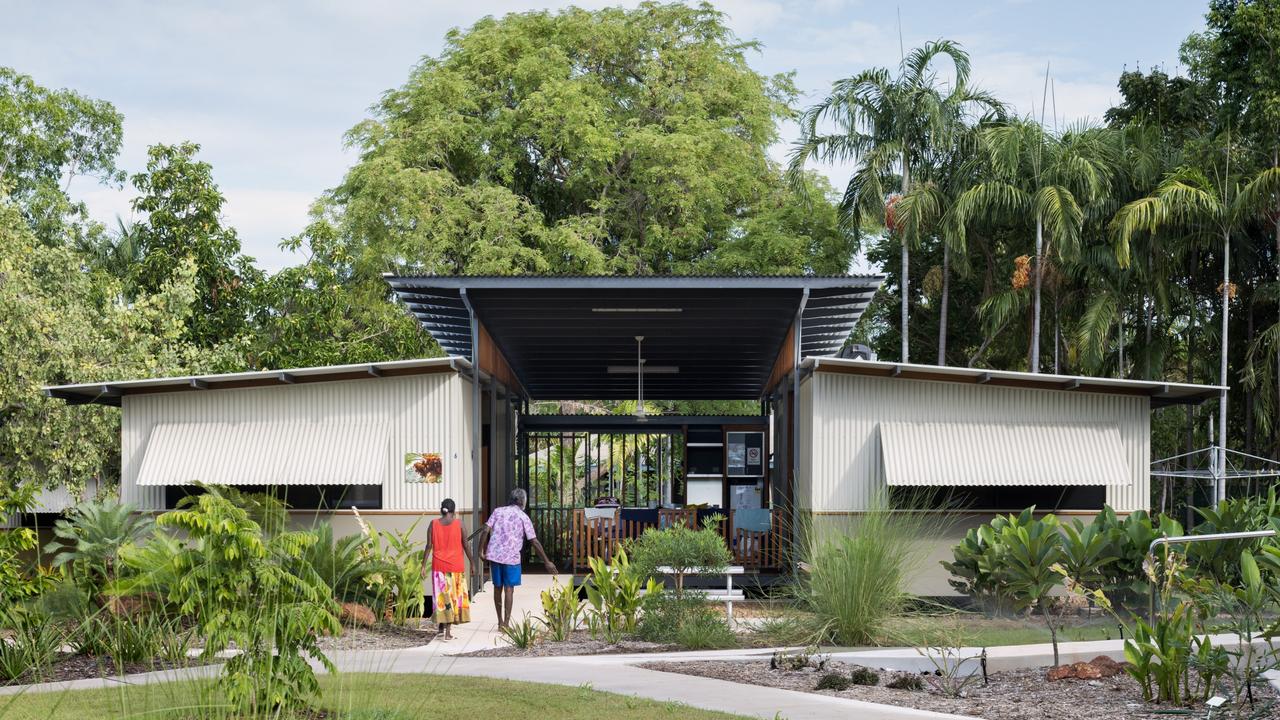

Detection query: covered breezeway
xmin=383 ymin=275 xmax=884 ymax=575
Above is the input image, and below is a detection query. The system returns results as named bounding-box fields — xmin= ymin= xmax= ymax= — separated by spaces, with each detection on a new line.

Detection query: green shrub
xmin=0 ymin=607 xmax=62 ymax=682
xmin=999 ymin=514 xmax=1066 ymax=666
xmin=815 ymin=672 xmax=850 ymax=691
xmin=44 ymin=499 xmax=152 ymax=593
xmin=638 ymin=593 xmax=735 ymax=649
xmin=296 ymin=522 xmax=382 ymax=605
xmin=354 ymin=512 xmax=424 ymax=624
xmin=583 ymin=549 xmax=659 ymax=642
xmin=849 ymin=666 xmax=879 ymax=685
xmin=71 ymin=610 xmax=185 ymax=666
xmin=798 ymin=495 xmax=927 ymax=645
xmin=628 ymin=519 xmax=731 ymax=595
xmin=538 ymin=578 xmax=582 ymax=642
xmin=0 ymin=483 xmax=40 ymax=606
xmin=886 ymin=673 xmax=923 ymax=691
xmin=501 ymin=614 xmax=540 ymax=649
xmin=119 ymin=486 xmax=339 ymax=714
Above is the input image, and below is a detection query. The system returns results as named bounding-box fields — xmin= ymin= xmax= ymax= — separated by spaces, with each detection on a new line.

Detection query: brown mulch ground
xmin=316 ymin=622 xmax=436 ymax=651
xmin=1 ymin=653 xmax=210 ymax=687
xmin=461 ymin=630 xmax=679 ymax=658
xmin=640 ymin=659 xmax=1280 ymax=720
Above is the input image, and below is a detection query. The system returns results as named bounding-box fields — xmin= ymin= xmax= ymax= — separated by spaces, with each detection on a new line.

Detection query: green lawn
xmin=0 ymin=673 xmax=749 ymax=720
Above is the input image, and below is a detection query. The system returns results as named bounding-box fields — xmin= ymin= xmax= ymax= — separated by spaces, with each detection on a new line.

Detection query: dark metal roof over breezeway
xmin=384 ymin=275 xmax=884 ymax=400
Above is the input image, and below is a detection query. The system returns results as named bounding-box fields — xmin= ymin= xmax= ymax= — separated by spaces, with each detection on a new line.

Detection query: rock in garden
xmin=1045 ymin=656 xmax=1126 ymax=681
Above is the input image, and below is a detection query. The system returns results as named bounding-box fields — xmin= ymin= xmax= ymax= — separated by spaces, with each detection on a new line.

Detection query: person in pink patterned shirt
xmin=479 ymin=488 xmax=557 ymax=629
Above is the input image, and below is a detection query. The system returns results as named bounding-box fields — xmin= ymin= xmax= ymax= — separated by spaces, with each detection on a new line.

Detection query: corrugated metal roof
xmin=879 ymin=421 xmax=1130 ymax=487
xmin=136 ymin=421 xmax=387 ymax=486
xmin=43 ymin=357 xmax=464 ymax=407
xmin=808 ymin=357 xmax=1223 ymax=407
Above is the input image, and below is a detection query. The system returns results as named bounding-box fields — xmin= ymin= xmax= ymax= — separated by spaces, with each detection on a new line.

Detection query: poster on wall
xmin=404 ymin=453 xmax=443 ymax=483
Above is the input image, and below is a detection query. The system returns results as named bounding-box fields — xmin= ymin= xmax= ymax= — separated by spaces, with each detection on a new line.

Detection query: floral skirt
xmin=431 ymin=571 xmax=470 ymax=624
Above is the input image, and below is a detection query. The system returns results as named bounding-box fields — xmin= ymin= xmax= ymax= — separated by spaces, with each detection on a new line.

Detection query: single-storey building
xmin=44 ymin=275 xmax=1222 ymax=595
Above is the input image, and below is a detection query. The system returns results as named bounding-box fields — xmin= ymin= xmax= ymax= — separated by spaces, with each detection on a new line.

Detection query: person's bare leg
xmin=442 ymin=622 xmax=452 ymax=640
xmin=493 ymin=586 xmax=506 ymax=628
xmin=503 ymin=586 xmax=516 ymax=627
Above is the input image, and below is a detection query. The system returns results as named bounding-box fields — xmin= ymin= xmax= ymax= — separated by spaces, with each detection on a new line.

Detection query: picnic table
xmin=655 ymin=565 xmax=745 ymax=622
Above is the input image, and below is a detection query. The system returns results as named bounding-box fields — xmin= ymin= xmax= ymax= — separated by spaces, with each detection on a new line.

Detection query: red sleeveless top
xmin=431 ymin=519 xmax=465 ymax=573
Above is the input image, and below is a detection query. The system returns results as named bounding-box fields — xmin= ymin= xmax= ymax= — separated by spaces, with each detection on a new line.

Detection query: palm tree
xmin=893 ymin=124 xmax=990 ymax=365
xmin=955 ymin=120 xmax=1118 ymax=372
xmin=1113 ymin=151 xmax=1257 ymax=502
xmin=788 ymin=39 xmax=999 ymax=364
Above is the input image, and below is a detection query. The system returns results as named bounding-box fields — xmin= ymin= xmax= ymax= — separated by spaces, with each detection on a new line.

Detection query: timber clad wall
xmin=800 ymin=370 xmax=1151 ymax=514
xmin=121 ymin=372 xmax=472 ymax=512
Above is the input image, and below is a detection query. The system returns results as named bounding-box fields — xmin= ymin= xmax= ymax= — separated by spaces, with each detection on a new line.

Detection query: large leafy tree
xmin=0 ymin=195 xmax=234 ymax=498
xmin=789 ymin=39 xmax=1000 ymax=363
xmin=0 ymin=67 xmax=124 ymax=246
xmin=129 ymin=142 xmax=262 ymax=347
xmin=312 ymin=2 xmax=847 ymax=281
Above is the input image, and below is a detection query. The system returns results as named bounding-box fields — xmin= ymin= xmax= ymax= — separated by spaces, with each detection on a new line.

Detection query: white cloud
xmin=8 ymin=0 xmax=1204 ymax=278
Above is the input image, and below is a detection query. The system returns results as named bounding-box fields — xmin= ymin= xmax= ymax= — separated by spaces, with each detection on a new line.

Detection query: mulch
xmin=640 ymin=659 xmax=1280 ymax=719
xmin=316 ymin=622 xmax=436 ymax=652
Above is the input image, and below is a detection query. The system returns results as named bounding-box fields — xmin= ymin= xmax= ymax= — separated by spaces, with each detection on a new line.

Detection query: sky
xmin=3 ymin=0 xmax=1210 ymax=272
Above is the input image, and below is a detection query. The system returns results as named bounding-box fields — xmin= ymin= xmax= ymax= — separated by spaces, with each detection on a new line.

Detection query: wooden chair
xmin=571 ymin=508 xmax=620 ymax=573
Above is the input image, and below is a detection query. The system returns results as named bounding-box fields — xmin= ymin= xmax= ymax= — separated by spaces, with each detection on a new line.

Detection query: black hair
xmin=440 ymin=498 xmax=456 ymax=515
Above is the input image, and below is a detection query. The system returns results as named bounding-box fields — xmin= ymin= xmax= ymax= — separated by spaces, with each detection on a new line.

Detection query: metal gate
xmin=519 ymin=429 xmax=685 ymax=568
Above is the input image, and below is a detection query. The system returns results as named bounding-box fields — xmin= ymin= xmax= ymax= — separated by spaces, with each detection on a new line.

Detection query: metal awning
xmin=136 ymin=421 xmax=387 ymax=487
xmin=384 ymin=275 xmax=883 ymax=400
xmin=879 ymin=421 xmax=1131 ymax=486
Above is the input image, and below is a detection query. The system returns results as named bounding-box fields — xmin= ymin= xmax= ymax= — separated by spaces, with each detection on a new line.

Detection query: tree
xmin=314 ymin=3 xmax=842 ymax=281
xmin=130 ymin=142 xmax=262 ymax=347
xmin=789 ymin=39 xmax=1000 ymax=363
xmin=0 ymin=194 xmax=234 ymax=499
xmin=1113 ymin=158 xmax=1253 ymax=502
xmin=0 ymin=67 xmax=124 ymax=245
xmin=956 ymin=120 xmax=1119 ymax=372
xmin=245 ymin=222 xmax=436 ymax=369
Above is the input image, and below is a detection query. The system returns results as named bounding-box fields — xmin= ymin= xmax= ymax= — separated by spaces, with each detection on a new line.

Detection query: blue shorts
xmin=491 ymin=562 xmax=522 ymax=587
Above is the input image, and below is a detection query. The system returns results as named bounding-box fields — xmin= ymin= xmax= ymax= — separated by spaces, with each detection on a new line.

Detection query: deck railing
xmin=563 ymin=508 xmax=784 ymax=574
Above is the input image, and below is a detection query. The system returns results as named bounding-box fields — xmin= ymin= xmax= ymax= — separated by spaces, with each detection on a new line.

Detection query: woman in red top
xmin=420 ymin=498 xmax=472 ymax=639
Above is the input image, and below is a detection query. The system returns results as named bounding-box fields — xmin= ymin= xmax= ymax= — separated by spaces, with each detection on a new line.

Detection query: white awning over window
xmin=136 ymin=421 xmax=387 ymax=486
xmin=879 ymin=421 xmax=1130 ymax=487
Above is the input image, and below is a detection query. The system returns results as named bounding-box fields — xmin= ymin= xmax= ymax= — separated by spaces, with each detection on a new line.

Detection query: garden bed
xmin=462 ymin=630 xmax=679 ymax=657
xmin=316 ymin=622 xmax=435 ymax=651
xmin=1 ymin=652 xmax=214 ymax=687
xmin=640 ymin=659 xmax=1280 ymax=719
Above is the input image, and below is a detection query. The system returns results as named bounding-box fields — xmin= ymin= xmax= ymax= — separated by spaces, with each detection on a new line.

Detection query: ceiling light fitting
xmin=591 ymin=307 xmax=683 ymax=313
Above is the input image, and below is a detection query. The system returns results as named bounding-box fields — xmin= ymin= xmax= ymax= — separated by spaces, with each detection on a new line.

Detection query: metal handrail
xmin=1147 ymin=529 xmax=1276 ymax=623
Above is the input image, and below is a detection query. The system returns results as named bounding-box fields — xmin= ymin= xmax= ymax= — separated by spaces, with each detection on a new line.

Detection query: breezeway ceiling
xmin=384 ymin=275 xmax=884 ymax=400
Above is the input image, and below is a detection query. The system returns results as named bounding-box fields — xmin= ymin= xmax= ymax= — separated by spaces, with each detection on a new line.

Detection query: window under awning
xmin=879 ymin=421 xmax=1130 ymax=487
xmin=136 ymin=422 xmax=387 ymax=487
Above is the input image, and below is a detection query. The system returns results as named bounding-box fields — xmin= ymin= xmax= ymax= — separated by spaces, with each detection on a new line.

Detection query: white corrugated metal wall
xmin=120 ymin=371 xmax=473 ymax=512
xmin=800 ymin=370 xmax=1151 ymax=513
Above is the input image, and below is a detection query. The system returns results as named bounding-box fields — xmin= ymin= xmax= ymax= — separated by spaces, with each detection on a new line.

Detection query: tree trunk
xmin=1152 ymin=239 xmax=1162 ymax=379
xmin=938 ymin=242 xmax=950 ymax=366
xmin=1218 ymin=228 xmax=1231 ymax=504
xmin=1186 ymin=247 xmax=1198 ymax=529
xmin=900 ymin=152 xmax=912 ymax=364
xmin=1032 ymin=214 xmax=1044 ymax=372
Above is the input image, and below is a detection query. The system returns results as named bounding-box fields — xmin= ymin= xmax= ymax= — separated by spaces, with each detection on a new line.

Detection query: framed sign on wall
xmin=404 ymin=453 xmax=443 ymax=483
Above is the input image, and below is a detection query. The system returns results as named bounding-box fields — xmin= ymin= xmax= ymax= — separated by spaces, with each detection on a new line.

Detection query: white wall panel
xmin=806 ymin=371 xmax=1151 ymax=513
xmin=121 ymin=371 xmax=472 ymax=512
